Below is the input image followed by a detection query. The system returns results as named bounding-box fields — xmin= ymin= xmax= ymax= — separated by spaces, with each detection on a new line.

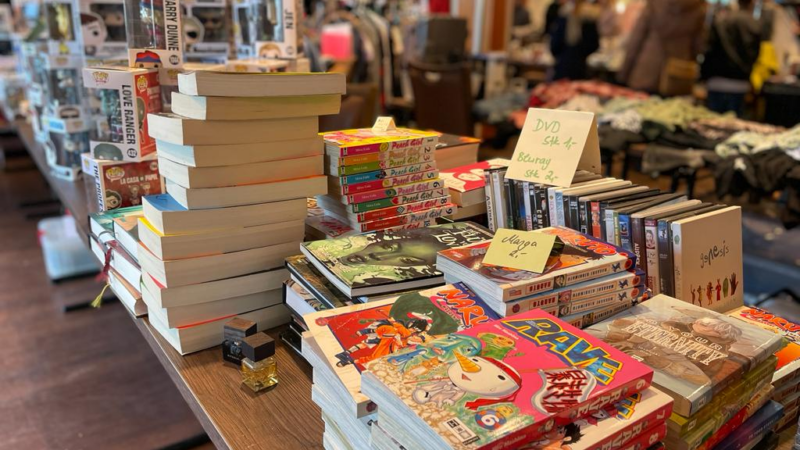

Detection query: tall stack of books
xmin=301 ymin=283 xmax=498 ymax=450
xmin=437 ymin=226 xmax=648 ymax=327
xmin=585 ymin=295 xmax=785 ymax=450
xmin=361 ymin=309 xmax=660 ymax=450
xmin=137 ymin=70 xmax=345 ymax=354
xmin=317 ymin=127 xmax=458 ymax=233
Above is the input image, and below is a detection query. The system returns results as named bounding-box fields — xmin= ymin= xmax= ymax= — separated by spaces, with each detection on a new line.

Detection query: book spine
xmin=567 ymin=196 xmax=580 ymax=230
xmin=579 ymin=200 xmax=591 ymax=234
xmin=561 ymin=298 xmax=635 ymax=329
xmin=492 ymin=170 xmax=507 ymax=229
xmin=502 ymin=171 xmax=516 ymax=229
xmin=517 ymin=181 xmax=529 ymax=231
xmin=343 ymin=179 xmax=444 ymax=203
xmin=349 ymin=188 xmax=448 ymax=213
xmin=503 ymin=292 xmax=560 ymax=316
xmin=353 ymin=196 xmax=450 ymax=222
xmin=657 ymin=219 xmax=674 ymax=296
xmin=336 ymin=152 xmax=436 ymax=175
xmin=630 ymin=217 xmax=647 ymax=273
xmin=338 ymin=137 xmax=437 ymax=157
xmin=603 ymin=207 xmax=615 ymax=243
xmin=672 ymin=222 xmax=684 ymax=302
xmin=558 ymin=286 xmax=643 ymax=317
xmin=522 ymin=182 xmax=533 ymax=231
xmin=485 ymin=169 xmax=497 ymax=232
xmin=340 ymin=170 xmax=439 ymax=194
xmin=547 ymin=187 xmax=559 ymax=227
xmin=620 ymin=423 xmax=667 ymax=450
xmin=339 ymin=162 xmax=436 ymax=184
xmin=93 ymin=162 xmax=106 ymax=211
xmin=562 ymin=193 xmax=573 ymax=228
xmin=644 ymin=218 xmax=660 ymax=293
xmin=533 ymin=184 xmax=545 ymax=229
xmin=618 ymin=213 xmax=634 ymax=253
xmin=569 ymin=374 xmax=654 ymax=431
xmin=336 ymin=146 xmax=434 ymax=166
xmin=587 ymin=401 xmax=673 ymax=450
xmin=613 ymin=212 xmax=622 ymax=246
xmin=351 ymin=204 xmax=455 ymax=232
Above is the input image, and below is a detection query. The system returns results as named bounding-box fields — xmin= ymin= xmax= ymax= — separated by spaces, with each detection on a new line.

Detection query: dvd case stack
xmin=728 ymin=306 xmax=800 ymax=431
xmin=361 ymin=309 xmax=660 ymax=450
xmin=130 ymin=71 xmax=344 ymax=354
xmin=438 ymin=226 xmax=649 ymax=326
xmin=584 ymin=295 xmax=784 ymax=450
xmin=318 ymin=127 xmax=458 ymax=233
xmin=301 ymin=283 xmax=498 ymax=450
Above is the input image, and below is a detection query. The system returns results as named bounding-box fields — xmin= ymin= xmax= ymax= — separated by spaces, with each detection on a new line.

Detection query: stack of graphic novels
xmin=585 ymin=295 xmax=786 ymax=450
xmin=439 ymin=159 xmax=509 ymax=220
xmin=301 ymin=283 xmax=498 ymax=450
xmin=438 ymin=226 xmax=648 ymax=327
xmin=361 ymin=309 xmax=665 ymax=450
xmin=317 ymin=127 xmax=457 ymax=233
xmin=135 ymin=70 xmax=345 ymax=354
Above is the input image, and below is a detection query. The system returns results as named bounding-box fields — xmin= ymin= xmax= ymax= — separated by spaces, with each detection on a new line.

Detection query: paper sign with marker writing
xmin=482 ymin=229 xmax=558 ymax=274
xmin=505 ymin=108 xmax=601 ymax=188
xmin=372 ymin=116 xmax=397 ymax=133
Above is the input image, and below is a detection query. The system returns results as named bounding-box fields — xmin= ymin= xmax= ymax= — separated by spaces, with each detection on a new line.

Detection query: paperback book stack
xmin=317 ymin=127 xmax=457 ymax=233
xmin=728 ymin=306 xmax=800 ymax=431
xmin=483 ymin=171 xmax=743 ymax=313
xmin=585 ymin=295 xmax=785 ymax=450
xmin=301 ymin=283 xmax=499 ymax=450
xmin=137 ymin=70 xmax=345 ymax=354
xmin=439 ymin=159 xmax=508 ymax=220
xmin=88 ymin=206 xmax=147 ymax=316
xmin=361 ymin=309 xmax=660 ymax=450
xmin=438 ymin=226 xmax=649 ymax=327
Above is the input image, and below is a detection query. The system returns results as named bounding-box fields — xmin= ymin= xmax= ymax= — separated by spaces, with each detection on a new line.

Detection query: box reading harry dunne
xmin=123 ymin=0 xmax=183 ymax=69
xmin=83 ymin=66 xmax=162 ymax=161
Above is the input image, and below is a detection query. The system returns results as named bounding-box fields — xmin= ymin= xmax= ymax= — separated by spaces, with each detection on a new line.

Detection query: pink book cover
xmin=363 ymin=309 xmax=654 ymax=450
xmin=440 ymin=159 xmax=510 ymax=193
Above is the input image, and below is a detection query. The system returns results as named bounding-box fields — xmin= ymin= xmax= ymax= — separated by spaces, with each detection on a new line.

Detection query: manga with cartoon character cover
xmin=361 ymin=309 xmax=653 ymax=450
xmin=584 ymin=295 xmax=783 ymax=417
xmin=300 ymin=222 xmax=492 ymax=297
xmin=305 ymin=283 xmax=499 ymax=418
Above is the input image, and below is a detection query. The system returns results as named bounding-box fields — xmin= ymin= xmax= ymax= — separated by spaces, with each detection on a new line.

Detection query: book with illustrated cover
xmin=361 ymin=309 xmax=654 ymax=450
xmin=285 ymin=255 xmax=354 ymax=309
xmin=305 ymin=283 xmax=499 ymax=417
xmin=437 ymin=227 xmax=636 ymax=303
xmin=94 ymin=159 xmax=162 ymax=211
xmin=322 ymin=128 xmax=439 ymax=157
xmin=727 ymin=306 xmax=800 ymax=385
xmin=439 ymin=159 xmax=510 ymax=206
xmin=584 ymin=295 xmax=784 ymax=417
xmin=301 ymin=222 xmax=492 ymax=297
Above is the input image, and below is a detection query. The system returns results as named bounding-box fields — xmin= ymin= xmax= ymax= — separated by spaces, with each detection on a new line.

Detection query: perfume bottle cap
xmin=242 ymin=332 xmax=275 ymax=362
xmin=224 ymin=317 xmax=257 ymax=341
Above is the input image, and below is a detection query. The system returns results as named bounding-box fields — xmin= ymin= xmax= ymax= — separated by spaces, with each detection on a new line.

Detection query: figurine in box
xmin=89 ymin=1 xmax=127 ymax=42
xmin=82 ymin=66 xmax=162 ymax=161
xmin=92 ymin=158 xmax=162 ymax=210
xmin=124 ymin=0 xmax=183 ymax=69
xmin=81 ymin=0 xmax=127 ymax=58
xmin=182 ymin=0 xmax=229 ymax=61
xmin=43 ymin=0 xmax=85 ymax=55
xmin=42 ymin=115 xmax=91 ymax=180
xmin=232 ymin=0 xmax=256 ymax=58
xmin=253 ymin=0 xmax=302 ymax=60
xmin=41 ymin=54 xmax=88 ymax=121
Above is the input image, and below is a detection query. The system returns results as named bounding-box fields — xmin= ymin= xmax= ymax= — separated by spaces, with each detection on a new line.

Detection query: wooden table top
xmin=16 ymin=120 xmax=324 ymax=450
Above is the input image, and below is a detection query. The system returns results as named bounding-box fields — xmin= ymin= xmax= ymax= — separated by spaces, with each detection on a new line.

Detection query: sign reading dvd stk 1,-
xmin=505 ymin=108 xmax=602 ymax=188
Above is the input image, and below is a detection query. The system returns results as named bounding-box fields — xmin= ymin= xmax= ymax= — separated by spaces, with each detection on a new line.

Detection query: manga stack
xmin=301 ymin=283 xmax=499 ymax=450
xmin=318 ymin=127 xmax=458 ymax=232
xmin=439 ymin=158 xmax=509 ymax=221
xmin=585 ymin=295 xmax=785 ymax=450
xmin=437 ymin=226 xmax=648 ymax=327
xmin=361 ymin=309 xmax=656 ymax=450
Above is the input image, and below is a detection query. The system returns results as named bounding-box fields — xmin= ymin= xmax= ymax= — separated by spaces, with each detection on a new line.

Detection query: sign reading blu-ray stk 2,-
xmin=505 ymin=108 xmax=601 ymax=188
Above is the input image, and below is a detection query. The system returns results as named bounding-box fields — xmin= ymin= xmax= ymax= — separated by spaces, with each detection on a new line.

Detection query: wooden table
xmin=16 ymin=120 xmax=325 ymax=450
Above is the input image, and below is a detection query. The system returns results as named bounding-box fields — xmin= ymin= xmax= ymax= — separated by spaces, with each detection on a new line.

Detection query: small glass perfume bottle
xmin=241 ymin=332 xmax=277 ymax=392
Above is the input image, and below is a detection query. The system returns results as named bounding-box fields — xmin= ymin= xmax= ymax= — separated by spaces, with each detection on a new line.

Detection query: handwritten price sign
xmin=505 ymin=108 xmax=601 ymax=188
xmin=483 ymin=229 xmax=560 ymax=274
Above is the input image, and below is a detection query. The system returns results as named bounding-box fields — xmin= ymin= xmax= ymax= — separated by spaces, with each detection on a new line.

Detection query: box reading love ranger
xmin=583 ymin=295 xmax=783 ymax=417
xmin=360 ymin=309 xmax=653 ymax=450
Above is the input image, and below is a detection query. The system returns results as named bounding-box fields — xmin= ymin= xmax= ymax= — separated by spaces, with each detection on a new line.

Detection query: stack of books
xmin=727 ymin=306 xmax=800 ymax=432
xmin=317 ymin=127 xmax=458 ymax=233
xmin=434 ymin=133 xmax=480 ymax=170
xmin=301 ymin=283 xmax=498 ymax=450
xmin=88 ymin=206 xmax=148 ymax=316
xmin=437 ymin=226 xmax=648 ymax=326
xmin=137 ymin=70 xmax=345 ymax=354
xmin=585 ymin=295 xmax=785 ymax=450
xmin=439 ymin=158 xmax=508 ymax=220
xmin=361 ymin=309 xmax=660 ymax=450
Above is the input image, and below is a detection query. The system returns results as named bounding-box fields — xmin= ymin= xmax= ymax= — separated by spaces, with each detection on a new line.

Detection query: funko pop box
xmin=82 ymin=66 xmax=162 ymax=162
xmin=124 ymin=0 xmax=184 ymax=69
xmin=233 ymin=0 xmax=302 ymax=60
xmin=42 ymin=115 xmax=92 ymax=181
xmin=92 ymin=156 xmax=163 ymax=210
xmin=43 ymin=0 xmax=84 ymax=55
xmin=80 ymin=0 xmax=128 ymax=59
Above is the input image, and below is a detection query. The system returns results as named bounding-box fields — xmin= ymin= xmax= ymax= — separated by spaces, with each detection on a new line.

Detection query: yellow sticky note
xmin=482 ymin=229 xmax=558 ymax=274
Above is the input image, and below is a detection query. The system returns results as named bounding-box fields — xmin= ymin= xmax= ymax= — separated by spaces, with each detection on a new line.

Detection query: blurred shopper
xmin=701 ymin=0 xmax=769 ymax=116
xmin=550 ymin=0 xmax=600 ymax=80
xmin=617 ymin=0 xmax=706 ymax=93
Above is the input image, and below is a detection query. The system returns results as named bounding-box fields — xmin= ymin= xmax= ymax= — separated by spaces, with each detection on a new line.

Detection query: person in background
xmin=550 ymin=0 xmax=600 ymax=80
xmin=617 ymin=0 xmax=706 ymax=93
xmin=701 ymin=0 xmax=769 ymax=117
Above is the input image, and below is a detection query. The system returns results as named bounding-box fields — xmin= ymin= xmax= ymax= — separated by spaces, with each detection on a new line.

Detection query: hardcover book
xmin=361 ymin=309 xmax=654 ymax=450
xmin=300 ymin=222 xmax=492 ymax=297
xmin=584 ymin=295 xmax=784 ymax=417
xmin=305 ymin=283 xmax=500 ymax=417
xmin=437 ymin=227 xmax=636 ymax=302
xmin=727 ymin=306 xmax=800 ymax=384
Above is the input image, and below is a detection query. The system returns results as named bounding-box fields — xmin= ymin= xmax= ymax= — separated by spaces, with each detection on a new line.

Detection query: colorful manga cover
xmin=437 ymin=227 xmax=636 ymax=302
xmin=322 ymin=128 xmax=439 ymax=157
xmin=439 ymin=159 xmax=510 ymax=193
xmin=726 ymin=306 xmax=800 ymax=384
xmin=362 ymin=309 xmax=653 ymax=450
xmin=584 ymin=295 xmax=784 ymax=417
xmin=304 ymin=283 xmax=500 ymax=417
xmin=300 ymin=222 xmax=492 ymax=296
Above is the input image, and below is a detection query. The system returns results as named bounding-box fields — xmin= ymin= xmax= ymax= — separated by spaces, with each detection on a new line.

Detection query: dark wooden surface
xmin=14 ymin=119 xmax=325 ymax=450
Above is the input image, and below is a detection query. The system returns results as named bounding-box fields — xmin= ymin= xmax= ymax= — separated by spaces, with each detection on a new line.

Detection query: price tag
xmin=505 ymin=108 xmax=601 ymax=188
xmin=372 ymin=116 xmax=397 ymax=133
xmin=483 ymin=229 xmax=560 ymax=274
